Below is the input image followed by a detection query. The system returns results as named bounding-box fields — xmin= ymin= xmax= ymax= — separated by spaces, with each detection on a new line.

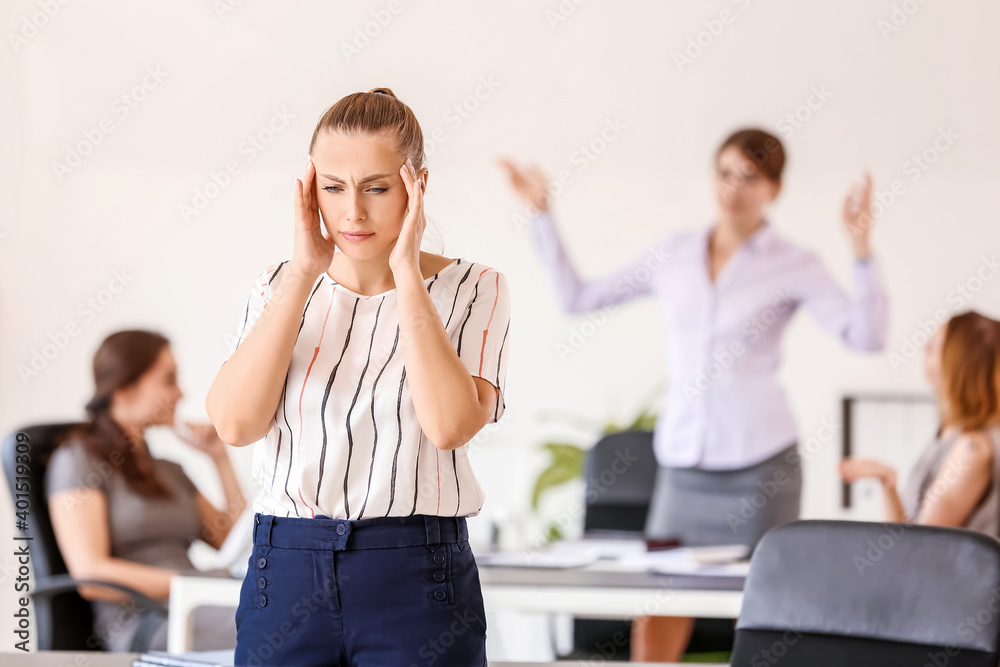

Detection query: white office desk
xmin=478 ymin=558 xmax=744 ymax=619
xmin=167 ymin=560 xmax=744 ymax=654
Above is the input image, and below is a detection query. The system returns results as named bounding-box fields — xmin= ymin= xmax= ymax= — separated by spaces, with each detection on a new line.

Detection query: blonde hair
xmin=308 ymin=87 xmax=426 ymax=171
xmin=308 ymin=87 xmax=441 ymax=251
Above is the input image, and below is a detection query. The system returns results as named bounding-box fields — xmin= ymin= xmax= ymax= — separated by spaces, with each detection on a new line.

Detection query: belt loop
xmin=457 ymin=516 xmax=469 ymax=542
xmin=253 ymin=512 xmax=260 ymax=543
xmin=425 ymin=515 xmax=441 ymax=546
xmin=259 ymin=514 xmax=275 ymax=547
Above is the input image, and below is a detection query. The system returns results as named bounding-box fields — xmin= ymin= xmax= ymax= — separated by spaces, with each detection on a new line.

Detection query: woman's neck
xmin=711 ymin=214 xmax=765 ymax=253
xmin=109 ymin=405 xmax=152 ymax=459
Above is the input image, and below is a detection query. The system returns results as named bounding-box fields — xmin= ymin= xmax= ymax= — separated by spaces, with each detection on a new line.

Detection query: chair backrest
xmin=582 ymin=430 xmax=658 ymax=535
xmin=732 ymin=519 xmax=1000 ymax=667
xmin=2 ymin=422 xmax=101 ymax=650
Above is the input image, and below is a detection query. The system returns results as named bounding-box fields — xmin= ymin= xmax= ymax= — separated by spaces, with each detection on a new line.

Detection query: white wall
xmin=2 ymin=0 xmax=999 ymax=653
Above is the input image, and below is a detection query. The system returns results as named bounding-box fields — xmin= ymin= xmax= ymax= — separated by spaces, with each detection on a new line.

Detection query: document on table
xmin=476 ymin=539 xmax=750 ymax=574
xmin=613 ymin=544 xmax=751 ymax=575
xmin=545 ymin=537 xmax=648 ymax=560
xmin=474 ymin=549 xmax=600 ymax=568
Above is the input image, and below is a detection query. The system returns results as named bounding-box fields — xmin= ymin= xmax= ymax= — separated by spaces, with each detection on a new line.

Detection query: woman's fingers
xmin=861 ymin=171 xmax=873 ymax=197
xmin=496 ymin=156 xmax=521 ymax=185
xmin=399 ymin=162 xmax=413 ymax=204
xmin=497 ymin=156 xmax=531 ymax=192
xmin=496 ymin=156 xmax=550 ymax=209
xmin=294 ymin=178 xmax=305 ymax=227
xmin=304 ymin=159 xmax=317 ymax=215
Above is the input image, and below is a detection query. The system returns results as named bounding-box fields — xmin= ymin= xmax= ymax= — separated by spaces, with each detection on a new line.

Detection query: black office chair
xmin=1 ymin=422 xmax=168 ymax=652
xmin=552 ymin=430 xmax=726 ymax=659
xmin=580 ymin=429 xmax=660 ymax=535
xmin=732 ymin=519 xmax=1000 ymax=666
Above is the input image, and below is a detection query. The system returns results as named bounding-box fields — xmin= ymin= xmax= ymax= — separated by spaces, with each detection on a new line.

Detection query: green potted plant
xmin=530 ymin=381 xmax=665 ymax=544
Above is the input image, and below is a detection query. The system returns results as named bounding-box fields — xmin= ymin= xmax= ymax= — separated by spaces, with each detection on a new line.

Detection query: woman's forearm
xmin=882 ymin=478 xmax=907 ymax=523
xmin=213 ymin=453 xmax=247 ymax=524
xmin=206 ymin=264 xmax=315 ymax=447
xmin=395 ymin=267 xmax=485 ymax=451
xmin=76 ymin=558 xmax=180 ymax=603
xmin=529 ymin=209 xmax=663 ymax=313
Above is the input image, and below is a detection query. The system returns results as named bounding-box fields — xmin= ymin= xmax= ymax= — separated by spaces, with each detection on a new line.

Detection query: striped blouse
xmin=224 ymin=256 xmax=511 ymax=520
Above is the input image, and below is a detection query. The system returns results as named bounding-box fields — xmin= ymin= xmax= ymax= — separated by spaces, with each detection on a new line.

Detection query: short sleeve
xmin=456 ymin=268 xmax=511 ymax=423
xmin=225 ymin=261 xmax=287 ymax=363
xmin=45 ymin=441 xmax=106 ymax=499
xmin=163 ymin=461 xmax=199 ymax=497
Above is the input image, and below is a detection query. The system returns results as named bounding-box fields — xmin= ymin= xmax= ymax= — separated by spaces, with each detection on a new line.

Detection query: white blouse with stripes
xmin=224 ymin=256 xmax=511 ymax=520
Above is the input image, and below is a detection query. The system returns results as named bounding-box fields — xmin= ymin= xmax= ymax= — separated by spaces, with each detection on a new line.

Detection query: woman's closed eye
xmin=322 ymin=186 xmax=388 ymax=194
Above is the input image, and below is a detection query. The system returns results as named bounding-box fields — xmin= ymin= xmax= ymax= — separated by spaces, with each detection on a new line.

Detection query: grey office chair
xmin=732 ymin=519 xmax=1000 ymax=666
xmin=1 ymin=422 xmax=167 ymax=651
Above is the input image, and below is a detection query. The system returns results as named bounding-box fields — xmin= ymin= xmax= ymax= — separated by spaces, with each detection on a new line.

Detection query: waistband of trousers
xmin=252 ymin=512 xmax=469 ymax=551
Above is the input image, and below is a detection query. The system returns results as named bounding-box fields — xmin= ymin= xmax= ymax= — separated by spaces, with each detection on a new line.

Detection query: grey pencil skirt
xmin=643 ymin=442 xmax=802 ymax=553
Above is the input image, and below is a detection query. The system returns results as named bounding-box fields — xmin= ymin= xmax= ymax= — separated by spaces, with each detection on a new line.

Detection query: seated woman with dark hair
xmin=45 ymin=329 xmax=246 ymax=652
xmin=840 ymin=310 xmax=1000 ymax=536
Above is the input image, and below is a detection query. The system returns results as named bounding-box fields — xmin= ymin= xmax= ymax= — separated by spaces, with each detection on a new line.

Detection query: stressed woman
xmin=206 ymin=88 xmax=510 ymax=666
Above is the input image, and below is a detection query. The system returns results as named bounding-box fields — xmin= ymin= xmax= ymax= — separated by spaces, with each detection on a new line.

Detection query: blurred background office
xmin=2 ymin=0 xmax=999 ymax=662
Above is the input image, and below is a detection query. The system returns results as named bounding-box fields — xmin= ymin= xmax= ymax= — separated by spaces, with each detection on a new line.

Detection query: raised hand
xmin=496 ymin=156 xmax=551 ymax=213
xmin=842 ymin=171 xmax=874 ymax=259
xmin=176 ymin=421 xmax=228 ymax=460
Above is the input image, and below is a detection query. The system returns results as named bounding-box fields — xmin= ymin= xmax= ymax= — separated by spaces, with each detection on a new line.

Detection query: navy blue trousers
xmin=234 ymin=512 xmax=488 ymax=666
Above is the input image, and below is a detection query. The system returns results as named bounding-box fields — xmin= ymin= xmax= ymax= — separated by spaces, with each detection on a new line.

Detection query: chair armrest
xmin=33 ymin=574 xmax=169 ymax=652
xmin=31 ymin=573 xmax=167 ymax=613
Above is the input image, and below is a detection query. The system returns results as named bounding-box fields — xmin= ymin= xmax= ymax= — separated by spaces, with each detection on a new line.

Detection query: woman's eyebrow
xmin=319 ymin=173 xmax=394 ymax=184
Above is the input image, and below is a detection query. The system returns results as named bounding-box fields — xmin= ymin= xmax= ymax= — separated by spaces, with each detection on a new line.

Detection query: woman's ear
xmin=769 ymin=179 xmax=782 ymax=202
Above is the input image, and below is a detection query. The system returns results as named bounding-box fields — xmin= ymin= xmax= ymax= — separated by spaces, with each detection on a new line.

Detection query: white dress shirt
xmin=529 ymin=210 xmax=888 ymax=470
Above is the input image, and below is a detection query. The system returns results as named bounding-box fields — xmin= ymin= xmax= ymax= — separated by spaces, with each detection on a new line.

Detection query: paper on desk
xmin=476 ymin=540 xmax=750 ymax=573
xmin=613 ymin=544 xmax=750 ymax=572
xmin=544 ymin=537 xmax=647 ymax=560
xmin=475 ymin=549 xmax=600 ymax=568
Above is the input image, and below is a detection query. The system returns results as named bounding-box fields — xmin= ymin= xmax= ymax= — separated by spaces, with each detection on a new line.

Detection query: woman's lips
xmin=341 ymin=231 xmax=374 ymax=242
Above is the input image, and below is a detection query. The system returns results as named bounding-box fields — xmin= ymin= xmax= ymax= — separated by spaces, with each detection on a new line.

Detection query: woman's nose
xmin=347 ymin=191 xmax=366 ymax=220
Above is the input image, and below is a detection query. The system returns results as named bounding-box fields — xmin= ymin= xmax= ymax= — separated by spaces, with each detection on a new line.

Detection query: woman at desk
xmin=840 ymin=310 xmax=1000 ymax=535
xmin=45 ymin=330 xmax=247 ymax=651
xmin=500 ymin=128 xmax=889 ymax=661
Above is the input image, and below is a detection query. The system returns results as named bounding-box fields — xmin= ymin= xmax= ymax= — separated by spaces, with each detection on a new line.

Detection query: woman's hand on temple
xmin=291 ymin=157 xmax=336 ymax=282
xmin=389 ymin=157 xmax=426 ymax=274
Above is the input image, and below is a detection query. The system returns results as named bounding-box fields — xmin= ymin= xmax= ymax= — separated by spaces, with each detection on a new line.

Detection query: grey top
xmin=45 ymin=438 xmax=203 ymax=569
xmin=45 ymin=438 xmax=208 ymax=651
xmin=901 ymin=425 xmax=1000 ymax=539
